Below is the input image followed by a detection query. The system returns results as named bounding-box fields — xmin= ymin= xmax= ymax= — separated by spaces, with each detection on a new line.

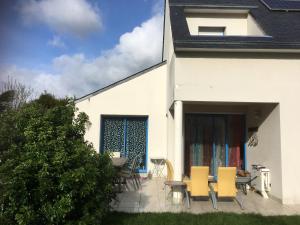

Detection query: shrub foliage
xmin=0 ymin=94 xmax=115 ymax=225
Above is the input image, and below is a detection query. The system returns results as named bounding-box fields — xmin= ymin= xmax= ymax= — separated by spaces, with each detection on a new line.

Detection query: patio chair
xmin=163 ymin=160 xmax=190 ymax=208
xmin=119 ymin=154 xmax=141 ymax=190
xmin=166 ymin=159 xmax=174 ymax=181
xmin=211 ymin=167 xmax=244 ymax=210
xmin=163 ymin=159 xmax=174 ymax=193
xmin=183 ymin=166 xmax=217 ymax=209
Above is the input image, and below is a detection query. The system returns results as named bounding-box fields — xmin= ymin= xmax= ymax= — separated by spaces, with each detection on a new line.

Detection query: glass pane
xmin=185 ymin=115 xmax=213 ymax=176
xmin=102 ymin=118 xmax=125 ymax=155
xmin=126 ymin=118 xmax=147 ymax=171
xmin=214 ymin=117 xmax=226 ymax=176
xmin=228 ymin=115 xmax=244 ymax=170
xmin=202 ymin=117 xmax=214 ymax=175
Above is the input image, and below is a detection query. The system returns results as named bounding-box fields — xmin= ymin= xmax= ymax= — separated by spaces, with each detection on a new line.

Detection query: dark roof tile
xmin=169 ymin=0 xmax=300 ymax=51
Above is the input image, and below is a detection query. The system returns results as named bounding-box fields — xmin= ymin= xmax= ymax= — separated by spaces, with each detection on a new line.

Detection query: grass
xmin=103 ymin=212 xmax=300 ymax=225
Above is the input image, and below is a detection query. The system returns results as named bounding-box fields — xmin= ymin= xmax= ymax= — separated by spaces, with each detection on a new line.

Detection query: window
xmin=101 ymin=116 xmax=148 ymax=172
xmin=198 ymin=26 xmax=225 ymax=36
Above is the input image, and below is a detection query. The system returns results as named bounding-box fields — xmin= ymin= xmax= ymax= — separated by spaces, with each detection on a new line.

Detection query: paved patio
xmin=112 ymin=178 xmax=300 ymax=215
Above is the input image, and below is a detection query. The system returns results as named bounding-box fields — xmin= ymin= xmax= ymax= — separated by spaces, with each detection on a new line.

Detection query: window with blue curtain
xmin=101 ymin=116 xmax=148 ymax=172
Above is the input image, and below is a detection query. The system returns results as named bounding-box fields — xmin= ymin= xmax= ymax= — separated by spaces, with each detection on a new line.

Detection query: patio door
xmin=184 ymin=114 xmax=245 ymax=177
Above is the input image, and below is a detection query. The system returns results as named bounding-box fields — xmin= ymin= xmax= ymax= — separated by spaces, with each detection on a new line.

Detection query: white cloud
xmin=47 ymin=36 xmax=66 ymax=48
xmin=151 ymin=0 xmax=164 ymax=15
xmin=20 ymin=0 xmax=102 ymax=37
xmin=0 ymin=12 xmax=164 ymax=98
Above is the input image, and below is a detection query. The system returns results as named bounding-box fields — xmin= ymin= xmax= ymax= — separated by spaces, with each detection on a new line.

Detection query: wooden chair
xmin=211 ymin=167 xmax=244 ymax=209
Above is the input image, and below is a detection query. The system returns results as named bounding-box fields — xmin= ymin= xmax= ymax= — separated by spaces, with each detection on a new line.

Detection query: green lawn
xmin=103 ymin=212 xmax=300 ymax=225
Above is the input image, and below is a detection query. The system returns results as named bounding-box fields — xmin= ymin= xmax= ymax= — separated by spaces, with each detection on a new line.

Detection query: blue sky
xmin=0 ymin=0 xmax=164 ymax=97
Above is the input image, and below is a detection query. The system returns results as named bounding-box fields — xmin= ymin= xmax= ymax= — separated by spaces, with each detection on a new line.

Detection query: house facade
xmin=75 ymin=0 xmax=300 ymax=205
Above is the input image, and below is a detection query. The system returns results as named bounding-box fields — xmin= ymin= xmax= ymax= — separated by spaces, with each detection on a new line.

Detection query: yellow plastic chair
xmin=184 ymin=166 xmax=217 ymax=209
xmin=211 ymin=167 xmax=244 ymax=209
xmin=164 ymin=159 xmax=174 ymax=195
xmin=190 ymin=166 xmax=209 ymax=197
xmin=165 ymin=159 xmax=174 ymax=182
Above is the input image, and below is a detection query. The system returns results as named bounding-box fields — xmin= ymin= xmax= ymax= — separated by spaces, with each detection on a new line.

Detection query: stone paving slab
xmin=112 ymin=178 xmax=300 ymax=215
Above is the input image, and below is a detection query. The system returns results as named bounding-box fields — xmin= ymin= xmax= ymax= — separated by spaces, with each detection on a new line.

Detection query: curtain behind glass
xmin=214 ymin=117 xmax=226 ymax=176
xmin=185 ymin=115 xmax=213 ymax=176
xmin=102 ymin=118 xmax=125 ymax=156
xmin=126 ymin=118 xmax=147 ymax=170
xmin=228 ymin=115 xmax=243 ymax=170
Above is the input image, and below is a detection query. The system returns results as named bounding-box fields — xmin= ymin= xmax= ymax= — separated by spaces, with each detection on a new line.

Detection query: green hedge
xmin=0 ymin=94 xmax=116 ymax=225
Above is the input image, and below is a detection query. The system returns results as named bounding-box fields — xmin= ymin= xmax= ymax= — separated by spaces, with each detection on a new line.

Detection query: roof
xmin=261 ymin=0 xmax=300 ymax=12
xmin=169 ymin=0 xmax=300 ymax=52
xmin=75 ymin=60 xmax=166 ymax=103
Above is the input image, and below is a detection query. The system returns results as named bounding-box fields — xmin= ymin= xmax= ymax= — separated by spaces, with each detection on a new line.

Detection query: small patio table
xmin=236 ymin=175 xmax=257 ymax=195
xmin=112 ymin=157 xmax=128 ymax=168
xmin=208 ymin=175 xmax=215 ymax=182
xmin=164 ymin=181 xmax=190 ymax=208
xmin=150 ymin=158 xmax=166 ymax=177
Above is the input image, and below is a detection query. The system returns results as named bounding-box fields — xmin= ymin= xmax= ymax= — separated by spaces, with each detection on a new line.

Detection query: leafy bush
xmin=0 ymin=94 xmax=116 ymax=225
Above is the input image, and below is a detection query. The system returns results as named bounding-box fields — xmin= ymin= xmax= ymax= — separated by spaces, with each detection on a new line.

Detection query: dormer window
xmin=185 ymin=9 xmax=266 ymax=37
xmin=198 ymin=26 xmax=225 ymax=36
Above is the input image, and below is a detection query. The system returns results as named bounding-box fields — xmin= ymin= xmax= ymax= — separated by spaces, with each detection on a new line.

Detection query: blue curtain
xmin=102 ymin=118 xmax=125 ymax=156
xmin=126 ymin=118 xmax=147 ymax=170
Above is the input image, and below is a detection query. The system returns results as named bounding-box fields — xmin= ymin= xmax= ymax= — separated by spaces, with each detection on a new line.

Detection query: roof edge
xmin=75 ymin=60 xmax=167 ymax=103
xmin=175 ymin=47 xmax=300 ymax=53
xmin=170 ymin=3 xmax=257 ymax=9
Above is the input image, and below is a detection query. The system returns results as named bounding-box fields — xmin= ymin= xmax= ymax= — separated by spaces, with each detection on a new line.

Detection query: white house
xmin=75 ymin=0 xmax=300 ymax=205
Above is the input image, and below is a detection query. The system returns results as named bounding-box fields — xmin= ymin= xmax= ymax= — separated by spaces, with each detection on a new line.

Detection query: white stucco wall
xmin=247 ymin=104 xmax=282 ymax=201
xmin=163 ymin=0 xmax=176 ymax=169
xmin=76 ymin=63 xmax=168 ymax=174
xmin=247 ymin=14 xmax=265 ymax=36
xmin=163 ymin=0 xmax=175 ymax=109
xmin=174 ymin=53 xmax=300 ymax=204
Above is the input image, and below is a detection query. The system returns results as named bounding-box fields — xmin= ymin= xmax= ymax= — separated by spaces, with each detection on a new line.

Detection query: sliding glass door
xmin=101 ymin=116 xmax=148 ymax=172
xmin=185 ymin=114 xmax=245 ymax=177
xmin=214 ymin=117 xmax=226 ymax=176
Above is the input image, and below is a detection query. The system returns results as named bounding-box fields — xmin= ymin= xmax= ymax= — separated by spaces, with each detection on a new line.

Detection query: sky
xmin=0 ymin=0 xmax=164 ymax=98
